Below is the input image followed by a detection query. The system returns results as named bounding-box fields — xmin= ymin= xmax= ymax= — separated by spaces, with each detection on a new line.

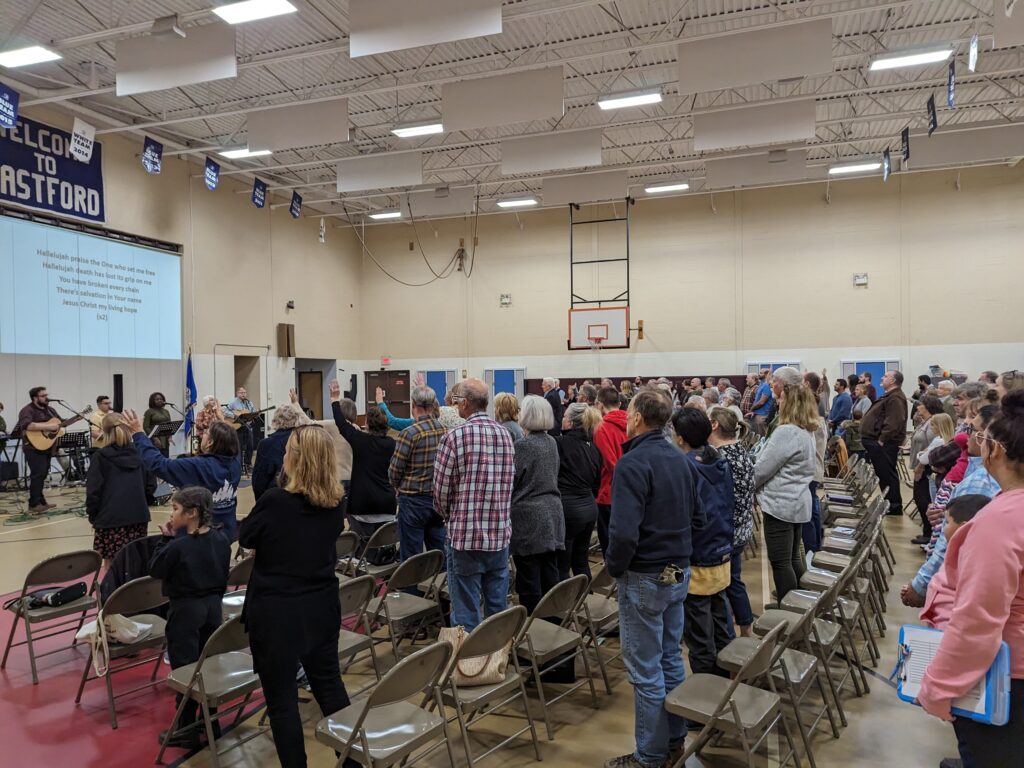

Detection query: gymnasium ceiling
xmin=1 ymin=0 xmax=1022 ymax=218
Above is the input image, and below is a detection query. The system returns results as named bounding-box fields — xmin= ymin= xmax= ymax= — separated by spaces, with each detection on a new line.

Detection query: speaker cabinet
xmin=277 ymin=323 xmax=296 ymax=357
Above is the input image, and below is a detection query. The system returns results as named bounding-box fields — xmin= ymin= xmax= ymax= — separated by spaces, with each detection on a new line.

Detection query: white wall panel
xmin=542 ymin=170 xmax=628 ymax=205
xmin=116 ymin=24 xmax=237 ymax=96
xmin=907 ymin=123 xmax=1024 ymax=168
xmin=442 ymin=68 xmax=564 ymax=132
xmin=349 ymin=0 xmax=501 ymax=58
xmin=337 ymin=153 xmax=422 ymax=193
xmin=247 ymin=99 xmax=348 ymax=151
xmin=501 ymin=129 xmax=603 ymax=175
xmin=405 ymin=187 xmax=477 ymax=217
xmin=705 ymin=150 xmax=826 ymax=189
xmin=693 ymin=100 xmax=818 ymax=151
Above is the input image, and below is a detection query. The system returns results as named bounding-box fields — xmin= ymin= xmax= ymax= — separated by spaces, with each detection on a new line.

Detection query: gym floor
xmin=0 ymin=483 xmax=956 ymax=767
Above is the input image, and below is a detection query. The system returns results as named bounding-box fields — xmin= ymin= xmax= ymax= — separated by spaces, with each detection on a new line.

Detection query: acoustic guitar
xmin=225 ymin=406 xmax=274 ymax=430
xmin=24 ymin=406 xmax=93 ymax=452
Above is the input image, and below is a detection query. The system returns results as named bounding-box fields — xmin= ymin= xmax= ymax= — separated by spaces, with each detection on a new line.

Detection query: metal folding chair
xmin=338 ymin=574 xmax=382 ymax=693
xmin=366 ymin=549 xmax=446 ymax=658
xmin=221 ymin=556 xmax=254 ymax=622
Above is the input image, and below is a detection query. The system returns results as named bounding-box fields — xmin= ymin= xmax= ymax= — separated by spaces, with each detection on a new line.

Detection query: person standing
xmin=909 ymin=395 xmax=946 ymax=542
xmin=745 ymin=370 xmax=774 ymax=436
xmin=88 ymin=395 xmax=114 ymax=449
xmin=859 ymin=371 xmax=878 ymax=402
xmin=388 ymin=385 xmax=446 ymax=560
xmin=861 ymin=370 xmax=910 ymax=515
xmin=604 ymin=390 xmax=700 ymax=768
xmin=433 ymin=379 xmax=515 ymax=632
xmin=194 ymin=396 xmax=226 ymax=440
xmin=16 ymin=387 xmax=59 ymax=513
xmin=494 ymin=392 xmax=525 ymax=442
xmin=541 ymin=377 xmax=564 ymax=437
xmin=594 ymin=386 xmax=628 ymax=552
xmin=555 ymin=403 xmax=603 ymax=580
xmin=86 ymin=413 xmax=151 ymax=569
xmin=252 ymin=401 xmax=310 ymax=500
xmin=143 ymin=392 xmax=172 ymax=454
xmin=828 ymin=379 xmax=853 ymax=434
xmin=239 ymin=425 xmax=359 ymax=768
xmin=224 ymin=387 xmax=258 ymax=474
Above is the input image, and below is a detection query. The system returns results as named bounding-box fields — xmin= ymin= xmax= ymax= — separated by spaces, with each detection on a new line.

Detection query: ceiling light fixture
xmin=869 ymin=45 xmax=953 ymax=71
xmin=0 ymin=45 xmax=61 ymax=68
xmin=597 ymin=88 xmax=663 ymax=111
xmin=218 ymin=147 xmax=272 ymax=159
xmin=368 ymin=210 xmax=402 ymax=220
xmin=644 ymin=181 xmax=690 ymax=193
xmin=828 ymin=161 xmax=882 ymax=176
xmin=496 ymin=197 xmax=539 ymax=208
xmin=212 ymin=0 xmax=298 ymax=25
xmin=390 ymin=122 xmax=444 ymax=138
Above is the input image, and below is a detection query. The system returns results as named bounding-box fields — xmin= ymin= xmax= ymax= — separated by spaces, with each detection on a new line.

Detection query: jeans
xmin=953 ymin=679 xmax=1024 ymax=767
xmin=397 ymin=494 xmax=446 ymax=561
xmin=447 ymin=546 xmax=510 ymax=632
xmin=683 ymin=591 xmax=731 ymax=677
xmin=801 ymin=481 xmax=823 ymax=554
xmin=513 ymin=551 xmax=559 ymax=616
xmin=864 ymin=439 xmax=902 ymax=510
xmin=763 ymin=514 xmax=805 ymax=601
xmin=24 ymin=449 xmax=50 ymax=507
xmin=558 ymin=513 xmax=595 ymax=581
xmin=617 ymin=569 xmax=690 ymax=768
xmin=725 ymin=549 xmax=753 ymax=630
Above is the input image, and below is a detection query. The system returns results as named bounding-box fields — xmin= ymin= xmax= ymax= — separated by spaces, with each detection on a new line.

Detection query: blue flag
xmin=142 ymin=136 xmax=163 ymax=174
xmin=204 ymin=157 xmax=220 ymax=190
xmin=184 ymin=351 xmax=198 ymax=436
xmin=0 ymin=86 xmax=19 ymax=129
xmin=289 ymin=191 xmax=302 ymax=219
xmin=252 ymin=178 xmax=267 ymax=208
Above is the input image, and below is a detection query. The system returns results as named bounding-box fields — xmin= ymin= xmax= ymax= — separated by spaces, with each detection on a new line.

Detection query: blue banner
xmin=947 ymin=62 xmax=955 ymax=109
xmin=927 ymin=95 xmax=938 ymax=136
xmin=883 ymin=149 xmax=891 ymax=182
xmin=142 ymin=135 xmax=163 ymax=174
xmin=252 ymin=178 xmax=267 ymax=208
xmin=289 ymin=191 xmax=302 ymax=219
xmin=901 ymin=127 xmax=910 ymax=162
xmin=0 ymin=85 xmax=18 ymax=129
xmin=0 ymin=114 xmax=105 ymax=222
xmin=204 ymin=157 xmax=220 ymax=190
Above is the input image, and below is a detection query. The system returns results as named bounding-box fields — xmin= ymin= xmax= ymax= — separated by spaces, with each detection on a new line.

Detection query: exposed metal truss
xmin=1 ymin=0 xmax=1020 ymax=217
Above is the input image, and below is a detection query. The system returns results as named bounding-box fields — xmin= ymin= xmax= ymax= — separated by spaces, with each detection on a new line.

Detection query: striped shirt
xmin=433 ymin=411 xmax=514 ymax=552
xmin=389 ymin=415 xmax=445 ymax=495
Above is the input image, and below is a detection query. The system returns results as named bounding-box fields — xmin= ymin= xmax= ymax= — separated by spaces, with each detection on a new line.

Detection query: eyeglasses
xmin=451 ymin=396 xmax=466 ymax=403
xmin=975 ymin=432 xmax=1003 ymax=449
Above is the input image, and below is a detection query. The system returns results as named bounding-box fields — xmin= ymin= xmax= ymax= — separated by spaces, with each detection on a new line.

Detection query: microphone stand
xmin=166 ymin=402 xmax=187 ymax=419
xmin=51 ymin=400 xmax=92 ymax=484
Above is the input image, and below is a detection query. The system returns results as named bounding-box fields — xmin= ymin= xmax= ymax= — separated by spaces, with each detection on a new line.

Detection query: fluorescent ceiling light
xmin=496 ymin=197 xmax=539 ymax=208
xmin=644 ymin=181 xmax=690 ymax=193
xmin=0 ymin=45 xmax=61 ymax=68
xmin=391 ymin=122 xmax=444 ymax=138
xmin=828 ymin=161 xmax=882 ymax=175
xmin=368 ymin=210 xmax=402 ymax=220
xmin=218 ymin=147 xmax=272 ymax=159
xmin=212 ymin=0 xmax=297 ymax=25
xmin=597 ymin=89 xmax=663 ymax=111
xmin=869 ymin=46 xmax=952 ymax=71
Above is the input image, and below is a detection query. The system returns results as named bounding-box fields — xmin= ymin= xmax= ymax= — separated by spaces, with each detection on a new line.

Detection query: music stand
xmin=57 ymin=431 xmax=91 ymax=485
xmin=149 ymin=420 xmax=184 ymax=444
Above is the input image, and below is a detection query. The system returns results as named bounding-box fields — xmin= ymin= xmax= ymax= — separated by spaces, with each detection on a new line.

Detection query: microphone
xmin=165 ymin=402 xmax=177 ymax=407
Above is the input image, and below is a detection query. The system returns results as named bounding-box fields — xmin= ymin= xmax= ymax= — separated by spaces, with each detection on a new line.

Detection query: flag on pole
xmin=184 ymin=349 xmax=198 ymax=436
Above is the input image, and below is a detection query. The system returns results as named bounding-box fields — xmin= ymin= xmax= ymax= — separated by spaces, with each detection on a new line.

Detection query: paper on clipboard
xmin=898 ymin=626 xmax=989 ymax=717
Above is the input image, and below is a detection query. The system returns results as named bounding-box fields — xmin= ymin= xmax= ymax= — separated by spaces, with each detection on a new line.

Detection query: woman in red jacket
xmin=594 ymin=385 xmax=629 ymax=551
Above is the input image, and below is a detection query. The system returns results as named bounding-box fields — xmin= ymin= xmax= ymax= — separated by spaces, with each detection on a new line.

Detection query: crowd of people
xmin=69 ymin=365 xmax=1024 ymax=768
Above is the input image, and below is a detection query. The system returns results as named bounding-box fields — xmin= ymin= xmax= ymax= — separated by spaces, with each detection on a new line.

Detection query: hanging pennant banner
xmin=204 ymin=157 xmax=220 ymax=190
xmin=70 ymin=117 xmax=96 ymax=163
xmin=142 ymin=136 xmax=163 ymax=174
xmin=289 ymin=191 xmax=302 ymax=219
xmin=883 ymin=149 xmax=891 ymax=182
xmin=927 ymin=95 xmax=938 ymax=136
xmin=947 ymin=62 xmax=955 ymax=108
xmin=252 ymin=178 xmax=267 ymax=208
xmin=0 ymin=114 xmax=106 ymax=222
xmin=901 ymin=127 xmax=911 ymax=162
xmin=319 ymin=216 xmax=326 ymax=243
xmin=969 ymin=34 xmax=978 ymax=72
xmin=0 ymin=85 xmax=19 ymax=129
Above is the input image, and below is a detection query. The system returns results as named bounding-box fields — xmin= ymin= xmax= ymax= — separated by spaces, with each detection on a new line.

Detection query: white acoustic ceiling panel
xmin=704 ymin=150 xmax=825 ymax=189
xmin=907 ymin=123 xmax=1024 ymax=168
xmin=349 ymin=0 xmax=502 ymax=58
xmin=337 ymin=153 xmax=422 ymax=193
xmin=442 ymin=67 xmax=564 ymax=132
xmin=993 ymin=4 xmax=1024 ymax=46
xmin=116 ymin=23 xmax=237 ymax=96
xmin=405 ymin=187 xmax=477 ymax=217
xmin=501 ymin=129 xmax=603 ymax=175
xmin=247 ymin=99 xmax=348 ymax=151
xmin=542 ymin=170 xmax=628 ymax=205
xmin=678 ymin=19 xmax=833 ymax=94
xmin=693 ymin=100 xmax=817 ymax=152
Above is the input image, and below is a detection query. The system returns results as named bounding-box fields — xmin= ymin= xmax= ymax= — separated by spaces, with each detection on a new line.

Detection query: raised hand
xmin=122 ymin=409 xmax=144 ymax=434
xmin=329 ymin=379 xmax=341 ymax=402
xmin=375 ymin=386 xmax=386 ymax=403
xmin=289 ymin=388 xmax=298 ymax=404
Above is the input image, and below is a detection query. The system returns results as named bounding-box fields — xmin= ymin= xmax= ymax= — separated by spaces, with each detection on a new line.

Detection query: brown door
xmin=365 ymin=370 xmax=411 ymax=418
xmin=298 ymin=371 xmax=323 ymax=420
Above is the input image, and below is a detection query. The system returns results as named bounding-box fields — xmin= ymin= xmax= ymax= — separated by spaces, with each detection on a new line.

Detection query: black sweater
xmin=544 ymin=390 xmax=564 ymax=437
xmin=149 ymin=529 xmax=231 ymax=599
xmin=555 ymin=428 xmax=603 ymax=520
xmin=85 ymin=445 xmax=151 ymax=529
xmin=330 ymin=401 xmax=396 ymax=519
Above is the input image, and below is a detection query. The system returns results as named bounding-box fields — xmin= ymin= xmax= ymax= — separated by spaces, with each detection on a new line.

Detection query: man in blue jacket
xmin=604 ymin=390 xmax=700 ymax=768
xmin=828 ymin=378 xmax=853 ymax=435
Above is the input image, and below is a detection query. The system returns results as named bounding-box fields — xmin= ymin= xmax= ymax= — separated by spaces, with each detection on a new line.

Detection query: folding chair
xmin=74 ymin=576 xmax=168 ymax=729
xmin=155 ymin=616 xmax=264 ymax=766
xmin=666 ymin=622 xmax=799 ymax=768
xmin=336 ymin=530 xmax=360 ymax=579
xmin=2 ymin=549 xmax=101 ymax=684
xmin=366 ymin=550 xmax=446 ymax=658
xmin=315 ymin=640 xmax=458 ymax=768
xmin=338 ymin=575 xmax=382 ymax=693
xmin=221 ymin=556 xmax=254 ymax=622
xmin=346 ymin=521 xmax=402 ymax=582
xmin=516 ymin=574 xmax=599 ymax=740
xmin=575 ymin=565 xmax=620 ymax=694
xmin=437 ymin=606 xmax=542 ymax=767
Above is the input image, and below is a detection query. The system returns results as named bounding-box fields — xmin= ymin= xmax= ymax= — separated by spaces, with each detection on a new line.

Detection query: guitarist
xmin=225 ymin=387 xmax=258 ymax=474
xmin=16 ymin=386 xmax=59 ymax=513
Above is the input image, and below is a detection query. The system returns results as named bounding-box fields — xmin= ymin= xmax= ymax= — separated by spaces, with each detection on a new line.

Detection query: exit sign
xmin=380 ymin=356 xmax=391 ymax=367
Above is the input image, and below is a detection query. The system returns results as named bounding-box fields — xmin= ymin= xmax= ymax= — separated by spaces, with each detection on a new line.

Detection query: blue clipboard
xmin=893 ymin=624 xmax=1010 ymax=726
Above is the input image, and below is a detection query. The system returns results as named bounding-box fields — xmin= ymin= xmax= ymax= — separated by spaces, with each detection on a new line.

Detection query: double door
xmin=365 ymin=370 xmax=411 ymax=418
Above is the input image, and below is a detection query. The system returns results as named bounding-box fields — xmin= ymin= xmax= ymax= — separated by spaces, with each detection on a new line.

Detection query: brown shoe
xmin=44 ymin=503 xmax=57 ymax=510
xmin=28 ymin=504 xmax=48 ymax=514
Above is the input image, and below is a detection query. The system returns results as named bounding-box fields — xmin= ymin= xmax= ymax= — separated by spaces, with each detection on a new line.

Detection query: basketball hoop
xmin=588 ymin=336 xmax=605 ymax=352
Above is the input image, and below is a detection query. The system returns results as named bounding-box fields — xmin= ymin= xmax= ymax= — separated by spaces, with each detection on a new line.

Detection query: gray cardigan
xmin=510 ymin=432 xmax=565 ymax=556
xmin=754 ymin=424 xmax=815 ymax=524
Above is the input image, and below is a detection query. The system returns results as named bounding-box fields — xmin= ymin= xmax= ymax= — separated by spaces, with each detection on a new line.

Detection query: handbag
xmin=438 ymin=625 xmax=510 ymax=687
xmin=3 ymin=582 xmax=87 ymax=612
xmin=75 ymin=614 xmax=154 ymax=676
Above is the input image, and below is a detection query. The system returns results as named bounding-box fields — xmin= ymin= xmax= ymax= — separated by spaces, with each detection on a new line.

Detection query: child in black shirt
xmin=149 ymin=486 xmax=231 ymax=749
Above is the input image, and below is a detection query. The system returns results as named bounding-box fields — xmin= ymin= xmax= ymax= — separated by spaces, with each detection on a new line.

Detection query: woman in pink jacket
xmin=919 ymin=391 xmax=1024 ymax=766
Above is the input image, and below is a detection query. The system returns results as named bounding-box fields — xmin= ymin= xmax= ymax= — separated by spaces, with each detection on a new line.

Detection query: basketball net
xmin=588 ymin=337 xmax=604 ymax=352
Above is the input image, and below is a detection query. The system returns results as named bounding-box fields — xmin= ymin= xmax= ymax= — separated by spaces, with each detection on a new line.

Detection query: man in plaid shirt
xmin=433 ymin=378 xmax=514 ymax=631
xmin=739 ymin=372 xmax=759 ymax=416
xmin=389 ymin=385 xmax=447 ymax=561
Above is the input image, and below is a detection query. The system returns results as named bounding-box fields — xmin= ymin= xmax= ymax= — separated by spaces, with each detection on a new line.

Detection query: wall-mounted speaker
xmin=277 ymin=323 xmax=296 ymax=357
xmin=343 ymin=374 xmax=357 ymax=402
xmin=113 ymin=374 xmax=124 ymax=412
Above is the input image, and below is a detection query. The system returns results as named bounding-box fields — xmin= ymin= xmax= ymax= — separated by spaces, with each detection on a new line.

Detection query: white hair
xmin=938 ymin=380 xmax=956 ymax=393
xmin=542 ymin=377 xmax=557 ymax=388
xmin=519 ymin=394 xmax=555 ymax=433
xmin=772 ymin=366 xmax=803 ymax=388
xmin=202 ymin=395 xmax=216 ymax=406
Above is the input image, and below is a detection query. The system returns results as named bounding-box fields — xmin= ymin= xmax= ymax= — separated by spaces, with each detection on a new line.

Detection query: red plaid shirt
xmin=433 ymin=411 xmax=514 ymax=552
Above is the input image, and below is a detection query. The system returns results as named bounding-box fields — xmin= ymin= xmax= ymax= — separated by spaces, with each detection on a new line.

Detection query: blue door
xmin=425 ymin=371 xmax=448 ymax=401
xmin=493 ymin=369 xmax=516 ymax=395
xmin=855 ymin=362 xmax=887 ymax=389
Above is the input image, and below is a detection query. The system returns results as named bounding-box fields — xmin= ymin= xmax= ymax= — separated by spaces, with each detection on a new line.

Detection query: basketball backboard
xmin=568 ymin=307 xmax=629 ymax=350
